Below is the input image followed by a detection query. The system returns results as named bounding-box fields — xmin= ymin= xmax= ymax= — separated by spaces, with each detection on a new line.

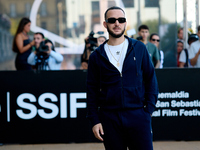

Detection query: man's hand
xmin=92 ymin=123 xmax=104 ymax=141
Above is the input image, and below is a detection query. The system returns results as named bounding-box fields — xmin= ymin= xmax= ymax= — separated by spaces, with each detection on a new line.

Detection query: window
xmin=73 ymin=22 xmax=77 ymax=28
xmin=92 ymin=1 xmax=100 ymax=18
xmin=40 ymin=3 xmax=47 ymax=16
xmin=41 ymin=22 xmax=47 ymax=29
xmin=123 ymin=0 xmax=134 ymax=8
xmin=10 ymin=4 xmax=16 ymax=17
xmin=79 ymin=15 xmax=85 ymax=34
xmin=25 ymin=3 xmax=31 ymax=17
xmin=145 ymin=0 xmax=159 ymax=7
xmin=91 ymin=1 xmax=100 ymax=28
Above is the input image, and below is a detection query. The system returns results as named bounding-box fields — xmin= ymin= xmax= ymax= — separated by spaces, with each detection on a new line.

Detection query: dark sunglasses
xmin=152 ymin=39 xmax=160 ymax=42
xmin=105 ymin=17 xmax=126 ymax=24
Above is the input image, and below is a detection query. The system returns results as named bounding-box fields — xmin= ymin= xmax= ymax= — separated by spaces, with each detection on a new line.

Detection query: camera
xmin=35 ymin=41 xmax=50 ymax=70
xmin=136 ymin=36 xmax=143 ymax=41
xmin=36 ymin=41 xmax=49 ymax=53
xmin=87 ymin=31 xmax=97 ymax=52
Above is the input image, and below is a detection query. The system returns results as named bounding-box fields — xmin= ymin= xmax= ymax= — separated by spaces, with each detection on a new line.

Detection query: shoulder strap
xmin=184 ymin=49 xmax=188 ymax=67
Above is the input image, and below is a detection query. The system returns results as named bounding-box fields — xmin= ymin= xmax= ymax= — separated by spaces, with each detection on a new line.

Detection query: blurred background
xmin=0 ymin=0 xmax=198 ymax=70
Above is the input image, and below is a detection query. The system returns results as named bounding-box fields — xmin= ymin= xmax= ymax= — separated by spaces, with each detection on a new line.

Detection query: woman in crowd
xmin=177 ymin=40 xmax=184 ymax=67
xmin=12 ymin=17 xmax=35 ymax=70
xmin=149 ymin=33 xmax=164 ymax=68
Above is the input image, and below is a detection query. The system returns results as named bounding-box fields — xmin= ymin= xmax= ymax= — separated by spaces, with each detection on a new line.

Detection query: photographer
xmin=34 ymin=32 xmax=45 ymax=49
xmin=81 ymin=31 xmax=106 ymax=69
xmin=27 ymin=39 xmax=63 ymax=70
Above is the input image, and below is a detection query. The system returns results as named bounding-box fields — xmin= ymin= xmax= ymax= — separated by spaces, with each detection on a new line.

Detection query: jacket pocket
xmin=123 ymin=86 xmax=145 ymax=105
xmin=105 ymin=87 xmax=121 ymax=106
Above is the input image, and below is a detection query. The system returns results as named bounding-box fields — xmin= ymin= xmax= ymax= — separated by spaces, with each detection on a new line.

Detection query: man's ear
xmin=103 ymin=21 xmax=107 ymax=29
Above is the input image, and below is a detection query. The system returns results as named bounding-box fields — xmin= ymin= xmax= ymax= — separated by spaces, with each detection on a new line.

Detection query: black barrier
xmin=0 ymin=70 xmax=93 ymax=144
xmin=153 ymin=68 xmax=200 ymax=141
xmin=0 ymin=69 xmax=200 ymax=144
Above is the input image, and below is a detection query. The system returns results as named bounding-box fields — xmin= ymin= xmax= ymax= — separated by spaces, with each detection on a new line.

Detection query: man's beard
xmin=107 ymin=25 xmax=125 ymax=38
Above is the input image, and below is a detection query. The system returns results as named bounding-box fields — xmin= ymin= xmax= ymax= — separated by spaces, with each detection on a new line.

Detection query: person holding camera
xmin=27 ymin=37 xmax=63 ymax=70
xmin=81 ymin=36 xmax=94 ymax=70
xmin=12 ymin=17 xmax=35 ymax=70
xmin=138 ymin=25 xmax=160 ymax=68
xmin=81 ymin=32 xmax=106 ymax=70
xmin=33 ymin=32 xmax=45 ymax=49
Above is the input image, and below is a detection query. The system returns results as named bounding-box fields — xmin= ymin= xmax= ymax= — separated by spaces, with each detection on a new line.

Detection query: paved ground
xmin=0 ymin=141 xmax=200 ymax=150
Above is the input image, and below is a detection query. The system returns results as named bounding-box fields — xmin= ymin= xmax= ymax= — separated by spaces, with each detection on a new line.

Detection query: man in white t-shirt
xmin=87 ymin=6 xmax=158 ymax=150
xmin=179 ymin=34 xmax=199 ymax=68
xmin=189 ymin=26 xmax=200 ymax=67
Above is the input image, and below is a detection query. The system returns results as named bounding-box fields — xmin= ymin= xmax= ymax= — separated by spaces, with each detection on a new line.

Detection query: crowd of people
xmin=10 ymin=6 xmax=200 ymax=150
xmin=80 ymin=25 xmax=163 ymax=70
xmin=128 ymin=25 xmax=200 ymax=69
xmin=177 ymin=27 xmax=200 ymax=68
xmin=12 ymin=16 xmax=200 ymax=71
xmin=12 ymin=17 xmax=63 ymax=71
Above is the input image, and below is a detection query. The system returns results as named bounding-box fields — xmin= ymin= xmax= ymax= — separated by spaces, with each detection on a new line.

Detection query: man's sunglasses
xmin=105 ymin=17 xmax=126 ymax=24
xmin=152 ymin=39 xmax=160 ymax=42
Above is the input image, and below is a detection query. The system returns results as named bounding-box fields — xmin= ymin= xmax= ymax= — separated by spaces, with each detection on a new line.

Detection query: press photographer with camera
xmin=27 ymin=33 xmax=63 ymax=70
xmin=81 ymin=31 xmax=106 ymax=69
xmin=34 ymin=32 xmax=45 ymax=49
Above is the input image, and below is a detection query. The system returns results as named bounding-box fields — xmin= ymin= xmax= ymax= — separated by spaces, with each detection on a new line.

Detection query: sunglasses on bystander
xmin=152 ymin=39 xmax=160 ymax=42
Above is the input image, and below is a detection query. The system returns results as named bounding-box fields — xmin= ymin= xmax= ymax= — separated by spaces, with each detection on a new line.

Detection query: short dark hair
xmin=104 ymin=6 xmax=125 ymax=20
xmin=45 ymin=39 xmax=55 ymax=51
xmin=177 ymin=40 xmax=183 ymax=44
xmin=198 ymin=26 xmax=200 ymax=32
xmin=188 ymin=34 xmax=199 ymax=44
xmin=178 ymin=28 xmax=183 ymax=34
xmin=150 ymin=33 xmax=159 ymax=40
xmin=34 ymin=32 xmax=45 ymax=39
xmin=138 ymin=25 xmax=149 ymax=31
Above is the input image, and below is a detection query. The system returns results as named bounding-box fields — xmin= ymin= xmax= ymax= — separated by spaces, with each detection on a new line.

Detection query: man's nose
xmin=114 ymin=20 xmax=120 ymax=25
